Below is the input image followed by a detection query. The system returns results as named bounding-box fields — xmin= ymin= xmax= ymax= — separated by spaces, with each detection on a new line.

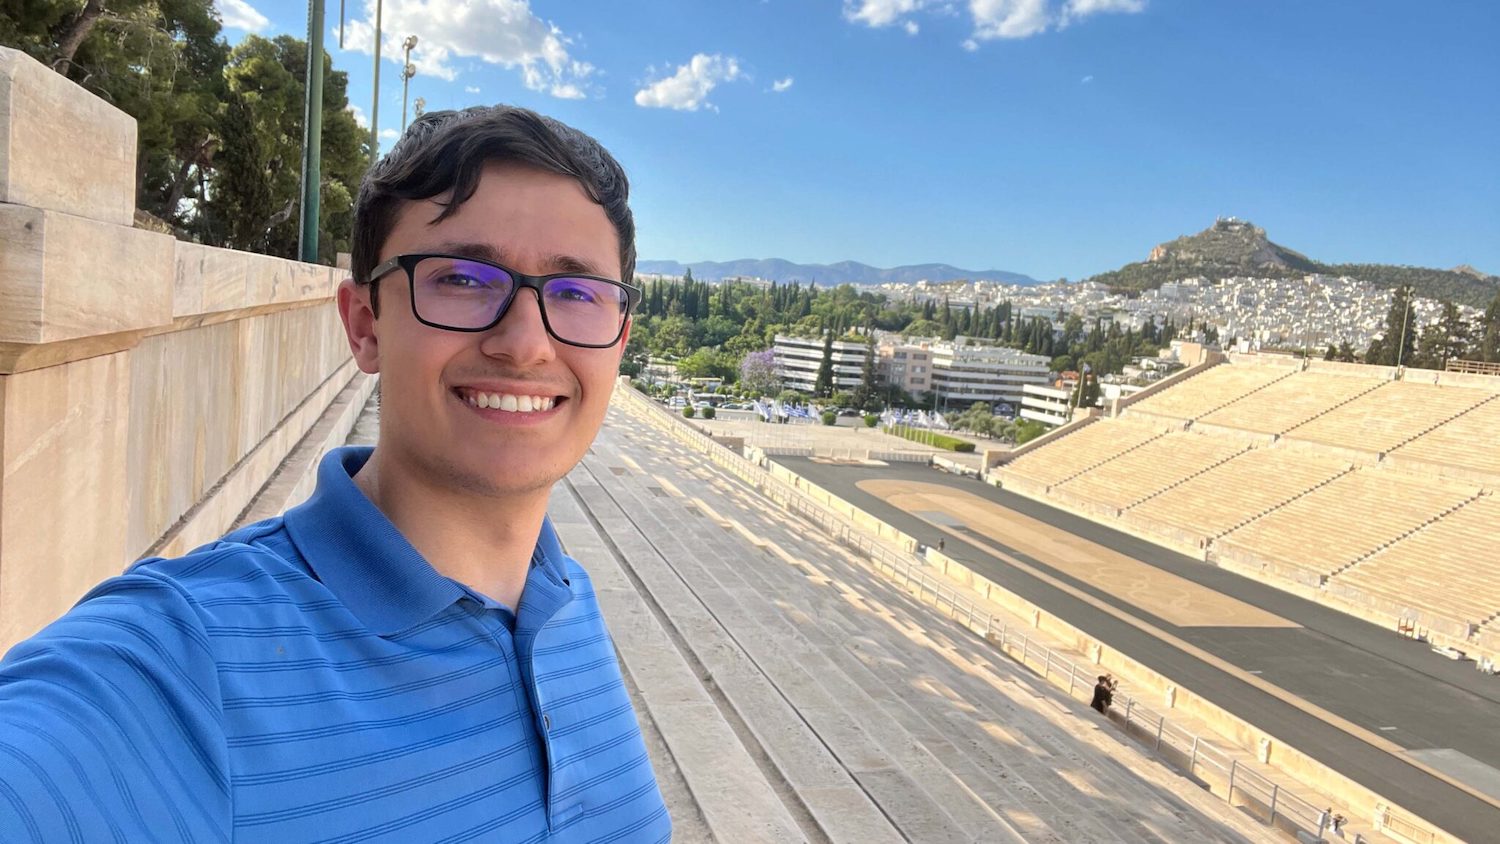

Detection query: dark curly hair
xmin=350 ymin=105 xmax=635 ymax=314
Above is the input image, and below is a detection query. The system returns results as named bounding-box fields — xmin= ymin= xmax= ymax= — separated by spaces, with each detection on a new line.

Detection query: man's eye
xmin=551 ymin=283 xmax=598 ymax=303
xmin=438 ymin=274 xmax=487 ymax=288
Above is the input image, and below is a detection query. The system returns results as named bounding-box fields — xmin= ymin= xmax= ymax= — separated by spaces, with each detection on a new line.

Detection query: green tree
xmin=677 ymin=348 xmax=734 ymax=381
xmin=3 ymin=0 xmax=229 ymax=230
xmin=813 ymin=332 xmax=834 ymax=397
xmin=1370 ymin=285 xmax=1418 ymax=366
xmin=854 ymin=339 xmax=878 ymax=409
xmin=205 ymin=34 xmax=367 ymax=261
xmin=1483 ymin=290 xmax=1500 ymax=362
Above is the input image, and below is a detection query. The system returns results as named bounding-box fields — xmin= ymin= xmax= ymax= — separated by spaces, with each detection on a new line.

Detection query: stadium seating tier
xmin=1127 ymin=363 xmax=1295 ymax=421
xmin=1196 ymin=371 xmax=1386 ymax=436
xmin=1055 ymin=431 xmax=1249 ymax=512
xmin=1216 ymin=469 xmax=1479 ymax=581
xmin=1000 ymin=417 xmax=1171 ymax=489
xmin=1332 ymin=495 xmax=1500 ymax=627
xmin=1283 ymin=382 xmax=1494 ymax=455
xmin=1126 ymin=448 xmax=1352 ymax=542
xmin=1386 ymin=396 xmax=1500 ymax=482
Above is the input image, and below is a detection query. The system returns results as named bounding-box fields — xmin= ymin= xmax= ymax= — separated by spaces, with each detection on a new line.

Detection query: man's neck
xmin=351 ymin=448 xmax=549 ymax=611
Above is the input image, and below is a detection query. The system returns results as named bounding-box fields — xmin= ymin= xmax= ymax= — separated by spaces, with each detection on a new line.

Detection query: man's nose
xmin=479 ymin=288 xmax=555 ymax=363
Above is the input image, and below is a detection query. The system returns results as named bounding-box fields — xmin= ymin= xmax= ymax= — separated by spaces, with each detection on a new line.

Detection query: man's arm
xmin=0 ymin=570 xmax=233 ymax=843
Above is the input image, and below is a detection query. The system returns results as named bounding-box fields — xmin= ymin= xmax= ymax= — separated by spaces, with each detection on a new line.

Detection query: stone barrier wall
xmin=0 ymin=47 xmax=369 ymax=651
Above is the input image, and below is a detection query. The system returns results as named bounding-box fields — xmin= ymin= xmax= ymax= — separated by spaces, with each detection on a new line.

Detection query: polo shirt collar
xmin=282 ymin=447 xmax=464 ymax=637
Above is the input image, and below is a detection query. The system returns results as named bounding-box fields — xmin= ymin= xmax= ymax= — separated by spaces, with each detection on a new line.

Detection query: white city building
xmin=929 ymin=338 xmax=1051 ymax=409
xmin=772 ymin=334 xmax=870 ymax=394
xmin=1020 ymin=384 xmax=1072 ymax=427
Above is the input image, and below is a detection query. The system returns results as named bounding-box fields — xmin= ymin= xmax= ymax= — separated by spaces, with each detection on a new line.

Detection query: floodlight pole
xmin=369 ymin=0 xmax=382 ymax=165
xmin=1395 ymin=285 xmax=1414 ymax=368
xmin=298 ymin=0 xmax=326 ymax=263
xmin=400 ymin=36 xmax=418 ymax=131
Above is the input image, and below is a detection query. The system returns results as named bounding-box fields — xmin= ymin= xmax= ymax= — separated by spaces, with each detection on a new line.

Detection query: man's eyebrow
xmin=426 ymin=242 xmax=610 ymax=277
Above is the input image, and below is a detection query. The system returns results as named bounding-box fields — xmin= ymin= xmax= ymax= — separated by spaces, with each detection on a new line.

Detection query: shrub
xmin=683 ymin=406 xmax=696 ymax=418
xmin=882 ymin=425 xmax=975 ymax=452
xmin=701 ymin=406 xmax=716 ymax=419
xmin=864 ymin=414 xmax=878 ymax=427
xmin=821 ymin=410 xmax=837 ymax=426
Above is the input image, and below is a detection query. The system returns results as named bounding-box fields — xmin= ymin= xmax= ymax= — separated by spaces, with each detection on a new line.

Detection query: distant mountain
xmin=1086 ymin=218 xmax=1500 ymax=308
xmin=636 ymin=258 xmax=1038 ymax=287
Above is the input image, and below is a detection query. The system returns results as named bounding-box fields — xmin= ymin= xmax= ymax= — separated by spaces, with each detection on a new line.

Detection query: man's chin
xmin=441 ymin=450 xmax=570 ymax=498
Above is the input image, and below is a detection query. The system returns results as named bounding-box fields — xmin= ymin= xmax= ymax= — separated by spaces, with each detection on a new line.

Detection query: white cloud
xmin=845 ymin=0 xmax=1146 ymax=48
xmin=349 ymin=104 xmax=369 ymax=128
xmin=335 ymin=0 xmax=593 ymax=98
xmin=843 ymin=0 xmax=927 ymax=30
xmin=968 ymin=0 xmax=1050 ymax=41
xmin=771 ymin=76 xmax=794 ymax=93
xmin=216 ymin=0 xmax=270 ymax=32
xmin=1080 ymin=74 xmax=1093 ymax=84
xmin=1060 ymin=0 xmax=1145 ymax=27
xmin=465 ymin=85 xmax=481 ymax=93
xmin=634 ymin=54 xmax=743 ymax=112
xmin=379 ymin=128 xmax=401 ymax=140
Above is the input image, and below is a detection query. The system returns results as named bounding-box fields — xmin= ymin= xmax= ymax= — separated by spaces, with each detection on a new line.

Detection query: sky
xmin=215 ymin=0 xmax=1500 ymax=282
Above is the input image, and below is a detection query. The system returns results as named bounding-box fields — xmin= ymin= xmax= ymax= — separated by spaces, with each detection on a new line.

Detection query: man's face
xmin=339 ymin=161 xmax=627 ymax=498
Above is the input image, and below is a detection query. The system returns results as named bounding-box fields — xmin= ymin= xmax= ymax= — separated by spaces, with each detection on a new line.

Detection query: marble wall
xmin=0 ymin=47 xmax=362 ymax=650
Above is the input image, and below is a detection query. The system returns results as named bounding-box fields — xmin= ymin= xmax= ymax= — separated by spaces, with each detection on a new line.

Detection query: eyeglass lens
xmin=411 ymin=256 xmax=628 ymax=344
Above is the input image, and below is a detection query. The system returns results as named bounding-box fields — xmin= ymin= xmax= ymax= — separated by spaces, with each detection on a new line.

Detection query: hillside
xmin=1087 ymin=218 xmax=1499 ymax=308
xmin=636 ymin=258 xmax=1037 ymax=287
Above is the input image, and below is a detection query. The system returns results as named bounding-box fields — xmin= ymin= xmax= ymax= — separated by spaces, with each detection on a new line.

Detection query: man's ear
xmin=338 ymin=278 xmax=381 ymax=375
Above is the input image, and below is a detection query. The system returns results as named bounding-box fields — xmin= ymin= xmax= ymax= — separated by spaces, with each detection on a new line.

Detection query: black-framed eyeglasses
xmin=366 ymin=253 xmax=641 ymax=348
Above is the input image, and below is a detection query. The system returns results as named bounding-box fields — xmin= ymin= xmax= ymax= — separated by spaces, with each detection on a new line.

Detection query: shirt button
xmin=543 ymin=713 xmax=552 ymax=732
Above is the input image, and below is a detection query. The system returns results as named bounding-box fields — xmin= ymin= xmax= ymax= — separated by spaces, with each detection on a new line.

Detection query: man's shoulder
xmin=127 ymin=515 xmax=306 ymax=588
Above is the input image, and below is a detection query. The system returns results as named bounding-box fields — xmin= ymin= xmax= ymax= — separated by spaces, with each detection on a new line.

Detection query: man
xmin=0 ymin=106 xmax=670 ymax=842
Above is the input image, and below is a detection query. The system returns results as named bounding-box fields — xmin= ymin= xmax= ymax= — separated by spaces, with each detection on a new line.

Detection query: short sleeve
xmin=0 ymin=570 xmax=232 ymax=843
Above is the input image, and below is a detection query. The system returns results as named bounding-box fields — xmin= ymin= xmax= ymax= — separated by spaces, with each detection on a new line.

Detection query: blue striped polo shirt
xmin=0 ymin=446 xmax=670 ymax=842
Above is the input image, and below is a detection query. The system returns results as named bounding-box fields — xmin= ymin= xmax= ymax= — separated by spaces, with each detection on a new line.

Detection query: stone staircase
xmin=554 ymin=410 xmax=1282 ymax=843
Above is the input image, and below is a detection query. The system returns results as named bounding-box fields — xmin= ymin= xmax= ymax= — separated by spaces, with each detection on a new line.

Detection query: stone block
xmin=245 ymin=254 xmax=338 ymax=308
xmin=126 ymin=322 xmax=242 ymax=559
xmin=0 ymin=352 xmax=131 ymax=652
xmin=0 ymin=48 xmax=137 ymax=226
xmin=0 ymin=205 xmax=173 ymax=344
xmin=173 ymin=241 xmax=249 ymax=318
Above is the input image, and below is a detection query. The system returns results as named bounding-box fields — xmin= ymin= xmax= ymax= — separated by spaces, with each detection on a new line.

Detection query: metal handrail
xmin=613 ymin=385 xmax=1379 ymax=843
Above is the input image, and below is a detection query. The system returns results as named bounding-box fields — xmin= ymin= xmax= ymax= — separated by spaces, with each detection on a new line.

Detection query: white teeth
xmin=461 ymin=389 xmax=557 ymax=413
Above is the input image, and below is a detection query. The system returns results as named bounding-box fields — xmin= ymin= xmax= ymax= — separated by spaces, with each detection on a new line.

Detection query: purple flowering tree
xmin=739 ymin=349 xmax=779 ymax=396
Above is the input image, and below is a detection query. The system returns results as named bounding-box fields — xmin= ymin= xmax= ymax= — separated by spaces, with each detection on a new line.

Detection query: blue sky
xmin=217 ymin=0 xmax=1499 ymax=281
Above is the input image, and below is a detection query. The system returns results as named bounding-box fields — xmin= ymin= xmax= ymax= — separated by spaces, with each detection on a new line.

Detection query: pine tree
xmin=814 ymin=332 xmax=834 ymax=398
xmin=1483 ymin=290 xmax=1500 ymax=362
xmin=1375 ymin=285 xmax=1418 ymax=366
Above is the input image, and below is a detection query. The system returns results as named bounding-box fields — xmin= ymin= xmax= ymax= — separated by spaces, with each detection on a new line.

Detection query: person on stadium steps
xmin=0 ymin=105 xmax=670 ymax=842
xmin=1091 ymin=674 xmax=1116 ymax=714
